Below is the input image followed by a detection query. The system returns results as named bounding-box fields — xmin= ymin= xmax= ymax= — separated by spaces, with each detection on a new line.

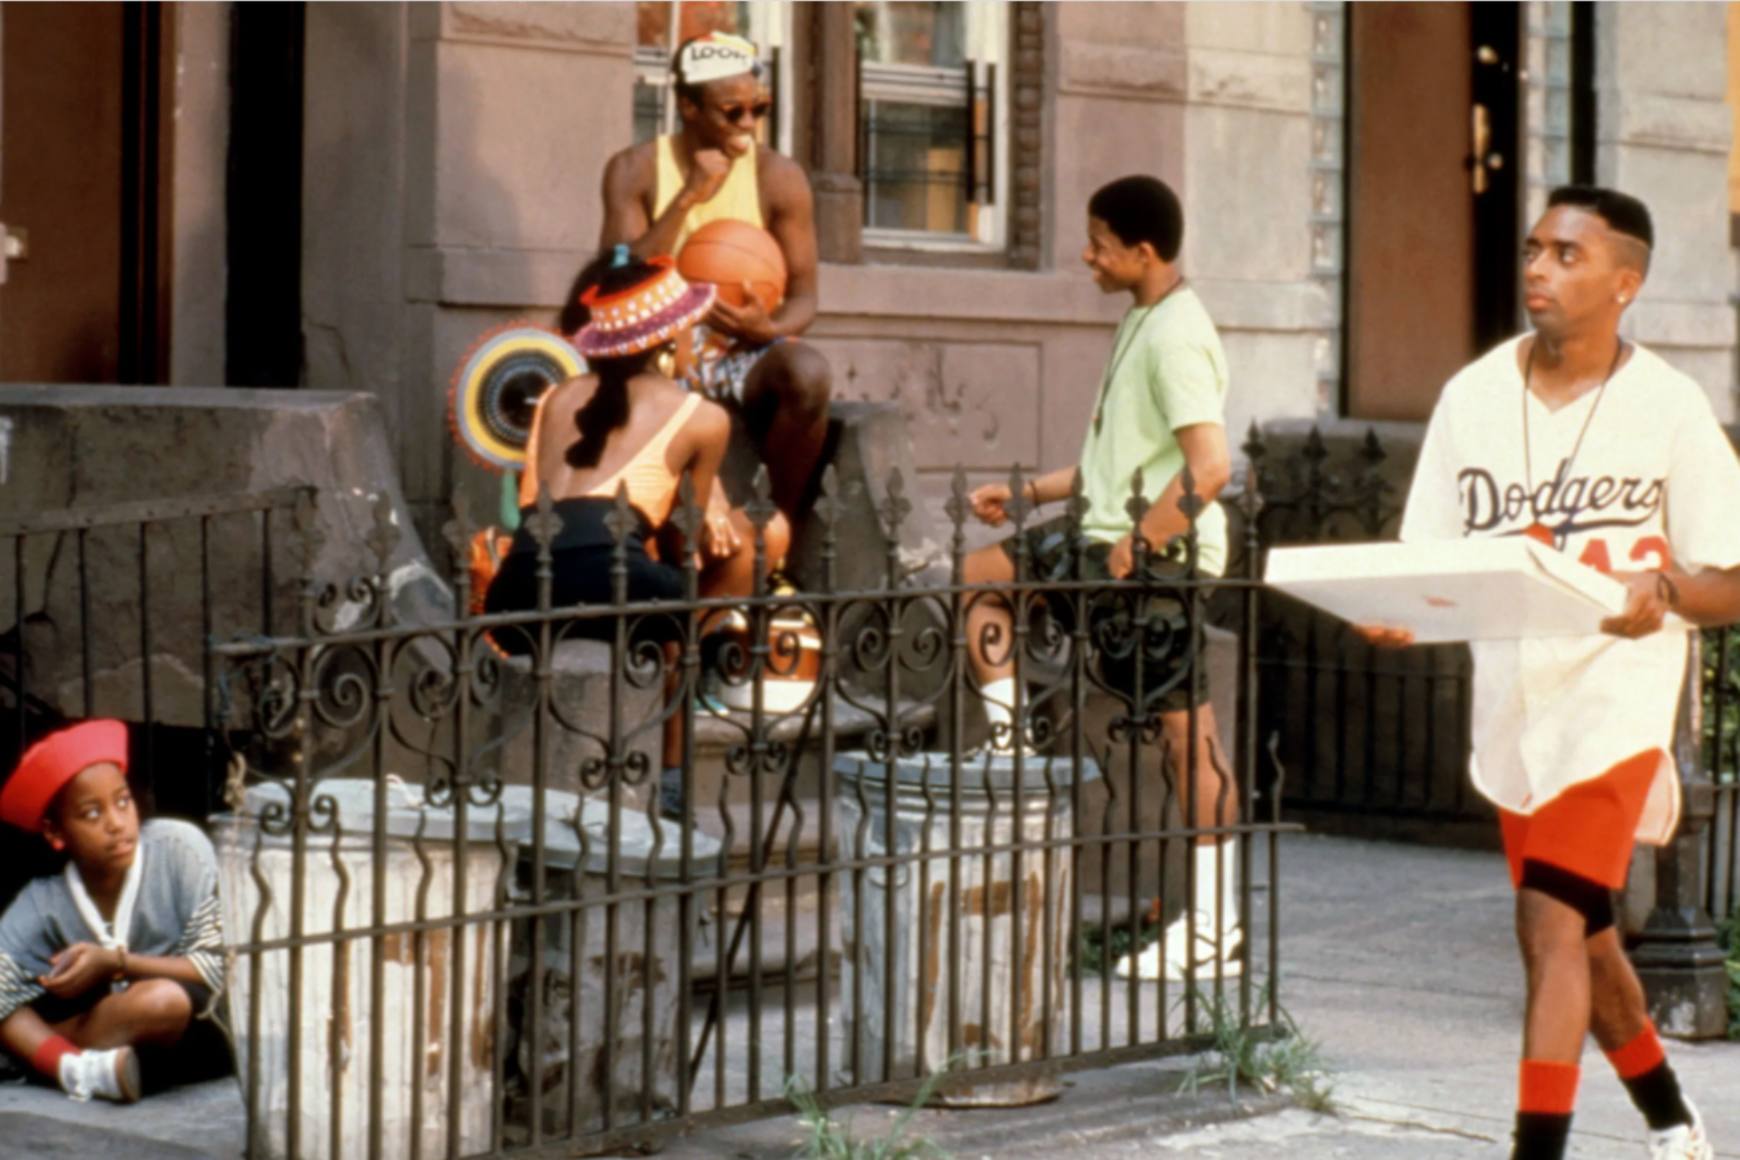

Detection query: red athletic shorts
xmin=1499 ymin=748 xmax=1661 ymax=890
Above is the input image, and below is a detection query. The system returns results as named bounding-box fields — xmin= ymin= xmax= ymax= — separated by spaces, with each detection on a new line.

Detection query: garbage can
xmin=832 ymin=750 xmax=1100 ymax=1106
xmin=211 ymin=777 xmax=513 ymax=1160
xmin=502 ymin=788 xmax=722 ymax=1137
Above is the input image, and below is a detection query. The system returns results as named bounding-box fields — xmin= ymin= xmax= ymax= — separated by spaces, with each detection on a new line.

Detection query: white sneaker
xmin=58 ymin=1045 xmax=142 ymax=1103
xmin=1114 ymin=914 xmax=1243 ymax=981
xmin=1648 ymin=1097 xmax=1712 ymax=1160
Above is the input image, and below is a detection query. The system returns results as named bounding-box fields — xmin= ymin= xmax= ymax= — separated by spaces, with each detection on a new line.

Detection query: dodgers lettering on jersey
xmin=1458 ymin=462 xmax=1663 ymax=540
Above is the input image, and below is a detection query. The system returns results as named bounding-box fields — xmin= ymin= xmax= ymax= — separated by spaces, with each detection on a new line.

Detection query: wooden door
xmin=1345 ymin=3 xmax=1520 ymax=421
xmin=0 ymin=3 xmax=169 ymax=383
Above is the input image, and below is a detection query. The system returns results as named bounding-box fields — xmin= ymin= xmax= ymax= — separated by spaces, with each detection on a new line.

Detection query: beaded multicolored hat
xmin=575 ymin=256 xmax=716 ymax=360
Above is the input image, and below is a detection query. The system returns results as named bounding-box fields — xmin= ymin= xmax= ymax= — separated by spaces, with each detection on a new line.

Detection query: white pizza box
xmin=1263 ymin=538 xmax=1686 ymax=643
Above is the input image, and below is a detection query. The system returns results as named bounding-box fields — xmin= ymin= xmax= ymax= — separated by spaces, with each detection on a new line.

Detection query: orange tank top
xmin=521 ymin=392 xmax=701 ymax=524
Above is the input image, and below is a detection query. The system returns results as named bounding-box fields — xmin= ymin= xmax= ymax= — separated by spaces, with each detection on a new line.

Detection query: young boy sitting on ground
xmin=0 ymin=719 xmax=227 ymax=1102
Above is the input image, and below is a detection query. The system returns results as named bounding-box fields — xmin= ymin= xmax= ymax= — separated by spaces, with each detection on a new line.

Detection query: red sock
xmin=28 ymin=1035 xmax=78 ymax=1080
xmin=1604 ymin=1022 xmax=1665 ymax=1079
xmin=1518 ymin=1059 xmax=1580 ymax=1113
xmin=1514 ymin=1060 xmax=1579 ymax=1159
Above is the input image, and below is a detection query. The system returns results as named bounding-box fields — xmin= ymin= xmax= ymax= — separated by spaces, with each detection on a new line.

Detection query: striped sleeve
xmin=0 ymin=950 xmax=43 ymax=1023
xmin=175 ymin=889 xmax=226 ymax=996
xmin=153 ymin=820 xmax=227 ymax=1000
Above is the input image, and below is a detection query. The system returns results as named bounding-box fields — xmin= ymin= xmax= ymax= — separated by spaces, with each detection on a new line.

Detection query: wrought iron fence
xmin=0 ymin=488 xmax=306 ymax=900
xmin=1700 ymin=627 xmax=1740 ymax=924
xmin=208 ymin=466 xmax=1292 ymax=1159
xmin=1232 ymin=425 xmax=1485 ymax=835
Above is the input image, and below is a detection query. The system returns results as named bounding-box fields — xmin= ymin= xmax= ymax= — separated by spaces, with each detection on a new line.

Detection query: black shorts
xmin=485 ymin=498 xmax=686 ymax=655
xmin=997 ymin=515 xmax=1210 ymax=714
xmin=31 ymin=979 xmax=215 ymax=1027
xmin=32 ymin=980 xmax=232 ymax=1090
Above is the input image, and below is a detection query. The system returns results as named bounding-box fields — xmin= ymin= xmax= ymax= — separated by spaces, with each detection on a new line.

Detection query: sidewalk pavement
xmin=2 ymin=833 xmax=1733 ymax=1158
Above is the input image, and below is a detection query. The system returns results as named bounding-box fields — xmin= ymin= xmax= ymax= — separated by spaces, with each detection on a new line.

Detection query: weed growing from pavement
xmin=785 ymin=1068 xmax=953 ymax=1159
xmin=1178 ymin=985 xmax=1337 ymax=1113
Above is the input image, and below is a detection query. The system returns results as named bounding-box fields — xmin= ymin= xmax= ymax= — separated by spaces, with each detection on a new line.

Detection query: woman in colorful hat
xmin=0 ymin=720 xmax=229 ymax=1103
xmin=485 ymin=249 xmax=789 ymax=778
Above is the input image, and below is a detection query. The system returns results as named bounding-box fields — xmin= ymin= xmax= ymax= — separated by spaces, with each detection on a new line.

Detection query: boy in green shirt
xmin=963 ymin=175 xmax=1239 ymax=982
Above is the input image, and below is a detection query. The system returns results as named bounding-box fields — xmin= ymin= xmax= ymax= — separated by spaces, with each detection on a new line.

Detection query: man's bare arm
xmin=1134 ymin=422 xmax=1233 ymax=552
xmin=599 ymin=146 xmax=729 ymax=259
xmin=759 ymin=156 xmax=819 ymax=338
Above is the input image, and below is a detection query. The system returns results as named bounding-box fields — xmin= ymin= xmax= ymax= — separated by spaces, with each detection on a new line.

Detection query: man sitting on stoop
xmin=961 ymin=174 xmax=1241 ymax=982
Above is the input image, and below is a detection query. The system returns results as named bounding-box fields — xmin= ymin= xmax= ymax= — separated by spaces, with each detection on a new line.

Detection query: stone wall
xmin=297 ymin=1 xmax=1334 ymax=551
xmin=291 ymin=1 xmax=1738 ymax=547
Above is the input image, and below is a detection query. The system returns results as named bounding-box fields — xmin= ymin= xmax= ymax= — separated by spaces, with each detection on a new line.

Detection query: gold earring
xmin=655 ymin=345 xmax=677 ymax=378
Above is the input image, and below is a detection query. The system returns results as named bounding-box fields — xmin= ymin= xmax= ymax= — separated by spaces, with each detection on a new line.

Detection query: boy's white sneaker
xmin=1115 ymin=914 xmax=1243 ymax=981
xmin=1648 ymin=1098 xmax=1712 ymax=1160
xmin=58 ymin=1045 xmax=142 ymax=1103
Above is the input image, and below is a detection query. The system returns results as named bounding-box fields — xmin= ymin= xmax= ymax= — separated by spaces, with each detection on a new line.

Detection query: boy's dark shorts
xmin=31 ymin=981 xmax=231 ymax=1089
xmin=996 ymin=515 xmax=1210 ymax=714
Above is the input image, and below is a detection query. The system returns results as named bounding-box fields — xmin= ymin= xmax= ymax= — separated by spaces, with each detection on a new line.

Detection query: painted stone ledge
xmin=0 ymin=386 xmax=451 ymax=731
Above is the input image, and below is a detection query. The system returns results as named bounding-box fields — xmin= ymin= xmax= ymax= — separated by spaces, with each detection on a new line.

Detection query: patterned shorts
xmin=692 ymin=325 xmax=781 ymax=403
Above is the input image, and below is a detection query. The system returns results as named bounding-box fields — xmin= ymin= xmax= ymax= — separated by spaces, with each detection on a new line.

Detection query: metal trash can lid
xmin=494 ymin=786 xmax=723 ymax=878
xmin=832 ymin=750 xmax=1102 ymax=793
xmin=217 ymin=777 xmax=525 ymax=844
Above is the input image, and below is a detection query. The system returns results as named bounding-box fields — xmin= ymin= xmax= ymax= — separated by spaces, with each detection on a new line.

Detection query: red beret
xmin=0 ymin=719 xmax=129 ymax=831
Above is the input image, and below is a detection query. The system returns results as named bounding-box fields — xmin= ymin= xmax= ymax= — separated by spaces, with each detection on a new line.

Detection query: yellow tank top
xmin=653 ymin=134 xmax=763 ymax=255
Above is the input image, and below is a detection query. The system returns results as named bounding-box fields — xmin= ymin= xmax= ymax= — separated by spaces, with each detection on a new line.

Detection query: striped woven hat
xmin=575 ymin=257 xmax=716 ymax=360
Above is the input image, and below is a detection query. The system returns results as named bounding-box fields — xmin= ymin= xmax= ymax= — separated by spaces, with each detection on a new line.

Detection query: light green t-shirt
xmin=1077 ymin=286 xmax=1229 ymax=575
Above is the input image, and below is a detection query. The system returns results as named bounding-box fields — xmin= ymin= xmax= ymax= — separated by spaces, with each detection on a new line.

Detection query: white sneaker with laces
xmin=58 ymin=1045 xmax=142 ymax=1103
xmin=1114 ymin=913 xmax=1243 ymax=981
xmin=1648 ymin=1097 xmax=1712 ymax=1160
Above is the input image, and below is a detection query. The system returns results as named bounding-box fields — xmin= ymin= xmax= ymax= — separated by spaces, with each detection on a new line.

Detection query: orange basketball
xmin=677 ymin=220 xmax=788 ymax=313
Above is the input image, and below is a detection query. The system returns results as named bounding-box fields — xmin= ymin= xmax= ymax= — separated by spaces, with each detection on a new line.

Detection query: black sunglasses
xmin=718 ymin=100 xmax=773 ymax=123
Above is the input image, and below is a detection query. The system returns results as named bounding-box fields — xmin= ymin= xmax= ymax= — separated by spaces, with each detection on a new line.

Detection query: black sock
xmin=1512 ymin=1112 xmax=1572 ymax=1159
xmin=1621 ymin=1061 xmax=1692 ymax=1131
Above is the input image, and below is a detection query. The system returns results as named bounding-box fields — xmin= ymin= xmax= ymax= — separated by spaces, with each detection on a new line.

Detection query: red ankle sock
xmin=28 ymin=1035 xmax=78 ymax=1080
xmin=1604 ymin=1022 xmax=1665 ymax=1079
xmin=1514 ymin=1061 xmax=1579 ymax=1159
xmin=1518 ymin=1059 xmax=1580 ymax=1113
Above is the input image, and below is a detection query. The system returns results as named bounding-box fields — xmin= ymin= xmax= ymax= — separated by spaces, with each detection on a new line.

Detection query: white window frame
xmin=632 ymin=1 xmax=795 ymax=156
xmin=859 ymin=1 xmax=1010 ymax=253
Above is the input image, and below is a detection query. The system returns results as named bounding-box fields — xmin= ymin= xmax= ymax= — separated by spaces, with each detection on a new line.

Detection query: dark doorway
xmin=1344 ymin=2 xmax=1523 ymax=421
xmin=226 ymin=2 xmax=305 ymax=388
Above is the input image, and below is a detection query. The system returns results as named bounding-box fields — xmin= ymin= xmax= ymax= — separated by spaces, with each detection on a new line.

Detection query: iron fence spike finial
xmin=813 ymin=464 xmax=840 ymax=529
xmin=366 ymin=490 xmax=400 ymax=574
xmin=1177 ymin=461 xmax=1204 ymax=523
xmin=746 ymin=466 xmax=776 ymax=530
xmin=1124 ymin=466 xmax=1148 ymax=528
xmin=524 ymin=482 xmax=561 ymax=558
xmin=1242 ymin=420 xmax=1266 ymax=463
xmin=1005 ymin=462 xmax=1029 ymax=527
xmin=605 ymin=481 xmax=635 ymax=545
xmin=440 ymin=497 xmax=472 ymax=560
xmin=1360 ymin=426 xmax=1387 ymax=465
xmin=945 ymin=465 xmax=969 ymax=532
xmin=1303 ymin=425 xmax=1328 ymax=463
xmin=879 ymin=465 xmax=912 ymax=538
xmin=671 ymin=471 xmax=701 ymax=559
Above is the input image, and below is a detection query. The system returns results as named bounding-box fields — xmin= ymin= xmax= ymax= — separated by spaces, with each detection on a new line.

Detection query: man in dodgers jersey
xmin=1364 ymin=187 xmax=1740 ymax=1160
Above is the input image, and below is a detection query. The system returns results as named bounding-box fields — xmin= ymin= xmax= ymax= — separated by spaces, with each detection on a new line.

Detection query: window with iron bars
xmin=633 ymin=1 xmax=795 ymax=155
xmin=855 ymin=1 xmax=1010 ymax=252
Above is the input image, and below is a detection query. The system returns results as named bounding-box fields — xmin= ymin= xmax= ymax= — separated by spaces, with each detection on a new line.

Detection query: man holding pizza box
xmin=1362 ymin=187 xmax=1740 ymax=1160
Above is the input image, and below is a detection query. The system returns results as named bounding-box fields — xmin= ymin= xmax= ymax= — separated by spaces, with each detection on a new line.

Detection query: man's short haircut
xmin=1088 ymin=176 xmax=1185 ymax=262
xmin=1547 ymin=185 xmax=1654 ymax=266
